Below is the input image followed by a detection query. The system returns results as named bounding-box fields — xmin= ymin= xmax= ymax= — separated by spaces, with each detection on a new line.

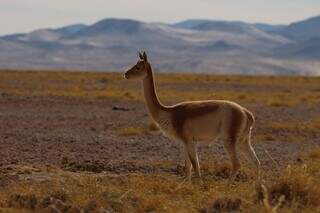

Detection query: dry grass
xmin=148 ymin=121 xmax=160 ymax=132
xmin=265 ymin=119 xmax=320 ymax=142
xmin=119 ymin=122 xmax=160 ymax=137
xmin=267 ymin=120 xmax=320 ymax=134
xmin=0 ymin=164 xmax=253 ymax=212
xmin=256 ymin=167 xmax=320 ymax=209
xmin=0 ymin=70 xmax=319 ymax=107
xmin=118 ymin=126 xmax=145 ymax=136
xmin=308 ymin=148 xmax=320 ymax=160
xmin=1 ymin=156 xmax=319 ymax=212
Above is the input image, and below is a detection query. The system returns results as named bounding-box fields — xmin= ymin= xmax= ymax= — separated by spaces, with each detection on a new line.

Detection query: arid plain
xmin=0 ymin=70 xmax=319 ymax=212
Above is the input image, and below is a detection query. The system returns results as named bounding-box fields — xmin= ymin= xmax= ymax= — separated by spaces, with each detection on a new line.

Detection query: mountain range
xmin=0 ymin=15 xmax=320 ymax=75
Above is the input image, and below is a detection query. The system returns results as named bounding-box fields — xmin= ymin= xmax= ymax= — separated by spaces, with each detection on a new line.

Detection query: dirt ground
xmin=0 ymin=95 xmax=318 ymax=174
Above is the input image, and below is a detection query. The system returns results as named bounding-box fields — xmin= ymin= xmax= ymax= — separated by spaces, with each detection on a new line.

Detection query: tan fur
xmin=170 ymin=101 xmax=220 ymax=142
xmin=125 ymin=52 xmax=261 ymax=180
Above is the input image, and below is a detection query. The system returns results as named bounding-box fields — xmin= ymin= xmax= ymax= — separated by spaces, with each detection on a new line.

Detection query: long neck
xmin=142 ymin=64 xmax=166 ymax=120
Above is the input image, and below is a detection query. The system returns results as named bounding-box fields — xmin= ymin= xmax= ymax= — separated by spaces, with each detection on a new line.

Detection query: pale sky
xmin=1 ymin=0 xmax=319 ymax=35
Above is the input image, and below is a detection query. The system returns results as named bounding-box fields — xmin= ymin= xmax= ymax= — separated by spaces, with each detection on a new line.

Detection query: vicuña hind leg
xmin=185 ymin=141 xmax=201 ymax=179
xmin=239 ymin=130 xmax=261 ymax=179
xmin=184 ymin=148 xmax=192 ymax=181
xmin=224 ymin=139 xmax=240 ymax=182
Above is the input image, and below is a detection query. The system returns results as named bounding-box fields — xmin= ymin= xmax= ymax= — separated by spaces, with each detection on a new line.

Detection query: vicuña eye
xmin=136 ymin=67 xmax=140 ymax=70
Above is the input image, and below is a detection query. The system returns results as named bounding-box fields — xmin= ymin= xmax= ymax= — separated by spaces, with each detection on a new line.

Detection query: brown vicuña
xmin=124 ymin=51 xmax=260 ymax=181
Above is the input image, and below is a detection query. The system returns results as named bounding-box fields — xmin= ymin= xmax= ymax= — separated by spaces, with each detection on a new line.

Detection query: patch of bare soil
xmin=0 ymin=95 xmax=318 ymax=175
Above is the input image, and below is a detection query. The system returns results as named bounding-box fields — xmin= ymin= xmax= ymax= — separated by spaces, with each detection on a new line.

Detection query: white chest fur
xmin=154 ymin=113 xmax=176 ymax=140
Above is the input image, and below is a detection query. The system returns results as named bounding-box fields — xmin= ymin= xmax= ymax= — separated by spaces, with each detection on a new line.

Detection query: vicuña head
xmin=124 ymin=51 xmax=150 ymax=80
xmin=124 ymin=51 xmax=261 ymax=183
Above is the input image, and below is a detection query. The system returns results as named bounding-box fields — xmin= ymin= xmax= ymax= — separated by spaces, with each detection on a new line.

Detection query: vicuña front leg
xmin=185 ymin=141 xmax=201 ymax=179
xmin=224 ymin=139 xmax=240 ymax=182
xmin=184 ymin=148 xmax=192 ymax=181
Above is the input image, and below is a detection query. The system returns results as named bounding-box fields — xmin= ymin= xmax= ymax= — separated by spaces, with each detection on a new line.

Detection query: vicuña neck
xmin=142 ymin=64 xmax=166 ymax=120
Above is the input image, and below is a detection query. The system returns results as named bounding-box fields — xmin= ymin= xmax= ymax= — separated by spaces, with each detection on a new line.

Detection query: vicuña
xmin=124 ymin=51 xmax=261 ymax=181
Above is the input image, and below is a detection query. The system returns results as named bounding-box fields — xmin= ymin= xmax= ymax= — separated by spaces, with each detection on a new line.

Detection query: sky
xmin=0 ymin=0 xmax=319 ymax=35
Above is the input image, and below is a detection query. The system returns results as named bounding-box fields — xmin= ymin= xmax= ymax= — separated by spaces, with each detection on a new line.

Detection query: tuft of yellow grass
xmin=259 ymin=166 xmax=320 ymax=208
xmin=147 ymin=121 xmax=160 ymax=132
xmin=267 ymin=100 xmax=295 ymax=107
xmin=308 ymin=148 xmax=320 ymax=160
xmin=119 ymin=126 xmax=144 ymax=136
xmin=267 ymin=120 xmax=320 ymax=135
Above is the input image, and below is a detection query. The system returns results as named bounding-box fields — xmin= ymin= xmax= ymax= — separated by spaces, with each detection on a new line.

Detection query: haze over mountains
xmin=0 ymin=16 xmax=320 ymax=75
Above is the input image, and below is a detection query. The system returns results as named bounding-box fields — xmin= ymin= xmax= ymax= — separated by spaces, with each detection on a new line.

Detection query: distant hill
xmin=253 ymin=23 xmax=285 ymax=32
xmin=273 ymin=15 xmax=320 ymax=41
xmin=174 ymin=20 xmax=287 ymax=34
xmin=273 ymin=37 xmax=320 ymax=59
xmin=54 ymin=24 xmax=87 ymax=35
xmin=173 ymin=20 xmax=211 ymax=29
xmin=174 ymin=20 xmax=257 ymax=34
xmin=71 ymin=19 xmax=142 ymax=37
xmin=0 ymin=16 xmax=319 ymax=75
xmin=2 ymin=24 xmax=87 ymax=42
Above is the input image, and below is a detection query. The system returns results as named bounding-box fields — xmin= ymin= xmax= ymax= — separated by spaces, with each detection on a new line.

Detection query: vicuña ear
xmin=138 ymin=51 xmax=143 ymax=60
xmin=143 ymin=51 xmax=148 ymax=62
